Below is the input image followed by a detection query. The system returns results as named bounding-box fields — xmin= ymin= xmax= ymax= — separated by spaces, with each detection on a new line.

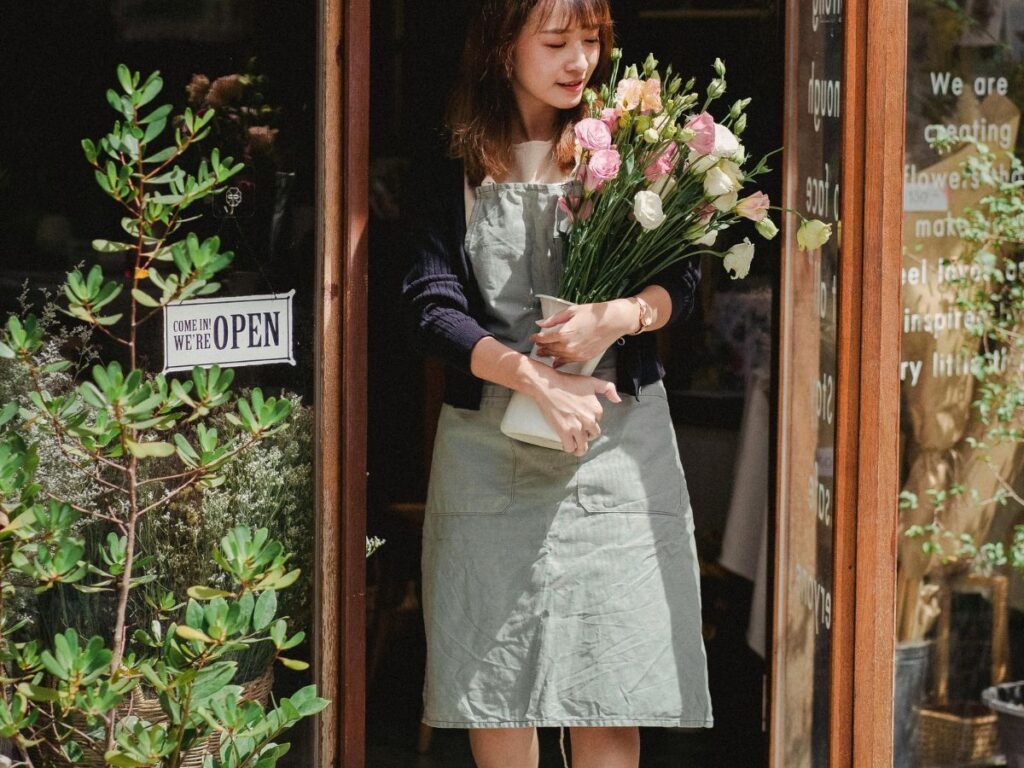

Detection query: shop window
xmin=0 ymin=2 xmax=318 ymax=763
xmin=898 ymin=1 xmax=1024 ymax=766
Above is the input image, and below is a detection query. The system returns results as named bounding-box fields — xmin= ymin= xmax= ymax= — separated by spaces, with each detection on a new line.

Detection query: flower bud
xmin=643 ymin=53 xmax=659 ymax=77
xmin=675 ymin=126 xmax=695 ymax=143
xmin=734 ymin=113 xmax=748 ymax=135
xmin=797 ymin=219 xmax=832 ymax=251
xmin=714 ymin=58 xmax=726 ymax=78
xmin=756 ymin=217 xmax=779 ymax=240
xmin=644 ymin=128 xmax=661 ymax=144
xmin=685 ymin=77 xmax=696 ymax=91
xmin=600 ymin=85 xmax=610 ymax=103
xmin=634 ymin=115 xmax=652 ymax=133
xmin=624 ymin=64 xmax=639 ymax=80
xmin=584 ymin=88 xmax=597 ymax=106
xmin=707 ymin=79 xmax=726 ymax=99
xmin=611 ymin=48 xmax=623 ymax=61
xmin=668 ymin=77 xmax=682 ymax=95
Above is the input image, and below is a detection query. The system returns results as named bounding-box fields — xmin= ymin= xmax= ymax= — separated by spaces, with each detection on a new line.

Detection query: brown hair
xmin=447 ymin=0 xmax=614 ymax=186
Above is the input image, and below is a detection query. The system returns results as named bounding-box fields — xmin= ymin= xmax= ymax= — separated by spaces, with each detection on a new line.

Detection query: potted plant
xmin=0 ymin=65 xmax=326 ymax=766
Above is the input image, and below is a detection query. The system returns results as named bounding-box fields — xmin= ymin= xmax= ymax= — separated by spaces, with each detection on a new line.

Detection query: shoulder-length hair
xmin=447 ymin=0 xmax=614 ymax=186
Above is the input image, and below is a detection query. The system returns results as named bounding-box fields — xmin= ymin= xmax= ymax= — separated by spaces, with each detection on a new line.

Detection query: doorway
xmin=363 ymin=2 xmax=784 ymax=765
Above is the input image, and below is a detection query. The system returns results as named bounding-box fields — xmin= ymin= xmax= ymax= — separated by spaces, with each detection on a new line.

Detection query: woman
xmin=401 ymin=1 xmax=713 ymax=765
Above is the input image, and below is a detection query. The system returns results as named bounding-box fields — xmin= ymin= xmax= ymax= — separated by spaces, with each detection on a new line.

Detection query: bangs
xmin=534 ymin=0 xmax=612 ymax=32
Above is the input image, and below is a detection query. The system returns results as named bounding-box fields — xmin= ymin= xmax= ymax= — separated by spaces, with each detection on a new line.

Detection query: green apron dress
xmin=421 ymin=180 xmax=714 ymax=729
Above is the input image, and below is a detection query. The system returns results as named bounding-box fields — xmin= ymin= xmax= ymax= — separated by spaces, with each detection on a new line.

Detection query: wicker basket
xmin=32 ymin=666 xmax=275 ymax=767
xmin=916 ymin=572 xmax=1010 ymax=768
xmin=918 ymin=701 xmax=1000 ymax=767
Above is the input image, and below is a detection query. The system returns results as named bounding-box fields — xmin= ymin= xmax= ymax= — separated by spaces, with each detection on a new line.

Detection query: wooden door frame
xmin=772 ymin=0 xmax=905 ymax=765
xmin=324 ymin=0 xmax=907 ymax=764
xmin=837 ymin=0 xmax=906 ymax=763
xmin=829 ymin=0 xmax=907 ymax=764
xmin=317 ymin=0 xmax=369 ymax=766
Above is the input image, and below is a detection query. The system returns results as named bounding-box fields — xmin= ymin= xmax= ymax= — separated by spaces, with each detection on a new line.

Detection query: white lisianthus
xmin=712 ymin=123 xmax=740 ymax=156
xmin=796 ymin=219 xmax=833 ymax=251
xmin=723 ymin=238 xmax=755 ymax=279
xmin=704 ymin=166 xmax=737 ymax=197
xmin=633 ymin=190 xmax=667 ymax=230
xmin=650 ymin=174 xmax=677 ymax=199
xmin=713 ymin=191 xmax=738 ymax=212
xmin=755 ymin=217 xmax=779 ymax=240
xmin=691 ymin=153 xmax=718 ymax=174
xmin=696 ymin=229 xmax=718 ymax=246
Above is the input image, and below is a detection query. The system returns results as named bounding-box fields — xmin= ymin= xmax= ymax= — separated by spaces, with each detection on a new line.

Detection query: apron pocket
xmin=426 ymin=405 xmax=516 ymax=516
xmin=576 ymin=388 xmax=685 ymax=515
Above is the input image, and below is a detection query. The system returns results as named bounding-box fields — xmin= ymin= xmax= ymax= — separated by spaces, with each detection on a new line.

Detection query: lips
xmin=558 ymin=80 xmax=584 ymax=93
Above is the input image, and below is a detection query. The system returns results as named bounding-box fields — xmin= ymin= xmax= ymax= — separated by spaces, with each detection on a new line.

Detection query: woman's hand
xmin=530 ymin=299 xmax=637 ymax=366
xmin=524 ymin=363 xmax=622 ymax=456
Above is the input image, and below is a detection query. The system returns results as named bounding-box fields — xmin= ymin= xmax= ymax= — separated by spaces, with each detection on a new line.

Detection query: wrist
xmin=607 ymin=298 xmax=641 ymax=337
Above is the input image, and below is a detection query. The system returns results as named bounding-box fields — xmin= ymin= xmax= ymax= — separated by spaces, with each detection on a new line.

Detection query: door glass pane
xmin=774 ymin=0 xmax=844 ymax=765
xmin=0 ymin=2 xmax=318 ymax=763
xmin=897 ymin=2 xmax=1024 ymax=766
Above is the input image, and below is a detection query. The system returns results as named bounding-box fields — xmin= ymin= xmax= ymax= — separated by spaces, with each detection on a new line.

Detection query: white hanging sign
xmin=162 ymin=290 xmax=296 ymax=373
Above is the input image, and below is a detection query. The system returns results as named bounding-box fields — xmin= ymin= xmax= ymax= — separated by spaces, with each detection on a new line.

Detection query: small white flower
xmin=712 ymin=123 xmax=740 ymax=156
xmin=704 ymin=166 xmax=737 ymax=197
xmin=797 ymin=219 xmax=833 ymax=251
xmin=650 ymin=174 xmax=677 ymax=199
xmin=696 ymin=229 xmax=718 ymax=246
xmin=633 ymin=190 xmax=667 ymax=230
xmin=691 ymin=153 xmax=718 ymax=174
xmin=723 ymin=238 xmax=755 ymax=279
xmin=713 ymin=190 xmax=738 ymax=212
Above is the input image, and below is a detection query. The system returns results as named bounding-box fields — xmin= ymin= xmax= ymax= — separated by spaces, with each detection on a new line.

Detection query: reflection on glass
xmin=775 ymin=0 xmax=842 ymax=765
xmin=899 ymin=2 xmax=1024 ymax=767
xmin=0 ymin=2 xmax=317 ymax=764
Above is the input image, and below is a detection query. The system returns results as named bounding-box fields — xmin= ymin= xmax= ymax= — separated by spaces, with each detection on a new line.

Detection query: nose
xmin=566 ymin=42 xmax=589 ymax=75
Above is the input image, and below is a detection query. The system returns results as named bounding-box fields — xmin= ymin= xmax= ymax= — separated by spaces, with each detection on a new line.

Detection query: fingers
xmin=595 ymin=380 xmax=621 ymax=403
xmin=535 ymin=309 xmax=574 ymax=329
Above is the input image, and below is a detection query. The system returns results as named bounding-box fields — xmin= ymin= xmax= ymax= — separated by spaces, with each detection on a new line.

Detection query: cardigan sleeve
xmin=645 ymin=256 xmax=702 ymax=329
xmin=400 ymin=186 xmax=494 ymax=374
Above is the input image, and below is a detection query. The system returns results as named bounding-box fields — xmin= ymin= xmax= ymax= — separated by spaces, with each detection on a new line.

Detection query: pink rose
xmin=583 ymin=148 xmax=621 ymax=192
xmin=558 ymin=194 xmax=594 ymax=225
xmin=735 ymin=191 xmax=770 ymax=222
xmin=685 ymin=112 xmax=716 ymax=156
xmin=644 ymin=143 xmax=679 ymax=183
xmin=600 ymin=107 xmax=622 ymax=133
xmin=615 ymin=78 xmax=643 ymax=111
xmin=574 ymin=118 xmax=612 ymax=151
xmin=641 ymin=78 xmax=663 ymax=114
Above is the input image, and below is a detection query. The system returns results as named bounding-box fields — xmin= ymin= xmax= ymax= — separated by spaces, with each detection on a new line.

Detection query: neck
xmin=512 ymin=88 xmax=559 ymax=142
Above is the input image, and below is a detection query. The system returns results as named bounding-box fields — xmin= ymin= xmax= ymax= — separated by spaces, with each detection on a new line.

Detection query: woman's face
xmin=511 ymin=3 xmax=601 ymax=120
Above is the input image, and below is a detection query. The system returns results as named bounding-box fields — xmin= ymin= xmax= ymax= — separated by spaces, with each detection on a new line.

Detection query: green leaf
xmin=17 ymin=683 xmax=61 ymax=702
xmin=125 ymin=440 xmax=175 ymax=459
xmin=253 ymin=589 xmax=277 ymax=631
xmin=279 ymin=657 xmax=310 ymax=671
xmin=131 ymin=289 xmax=161 ymax=308
xmin=186 ymin=586 xmax=234 ymax=601
xmin=175 ymin=625 xmax=214 ymax=644
xmin=116 ymin=63 xmax=133 ymax=94
xmin=0 ymin=341 xmax=14 ymax=359
xmin=92 ymin=239 xmax=134 ymax=253
xmin=104 ymin=753 xmax=149 ymax=768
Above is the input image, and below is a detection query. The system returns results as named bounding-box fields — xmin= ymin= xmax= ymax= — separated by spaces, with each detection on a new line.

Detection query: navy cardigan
xmin=400 ymin=149 xmax=701 ymax=410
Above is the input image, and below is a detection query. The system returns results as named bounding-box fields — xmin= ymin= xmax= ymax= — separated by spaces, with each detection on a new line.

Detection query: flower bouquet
xmin=500 ymin=52 xmax=832 ymax=450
